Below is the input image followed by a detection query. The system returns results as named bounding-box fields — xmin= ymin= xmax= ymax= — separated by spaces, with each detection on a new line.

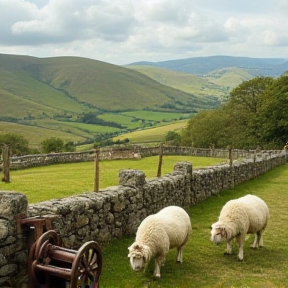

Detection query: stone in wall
xmin=0 ymin=191 xmax=28 ymax=287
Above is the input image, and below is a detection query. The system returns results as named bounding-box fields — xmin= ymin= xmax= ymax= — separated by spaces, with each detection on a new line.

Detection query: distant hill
xmin=128 ymin=55 xmax=288 ymax=77
xmin=126 ymin=65 xmax=253 ymax=102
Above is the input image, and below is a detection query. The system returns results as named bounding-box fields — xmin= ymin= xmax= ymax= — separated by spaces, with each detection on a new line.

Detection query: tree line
xmin=177 ymin=75 xmax=288 ymax=149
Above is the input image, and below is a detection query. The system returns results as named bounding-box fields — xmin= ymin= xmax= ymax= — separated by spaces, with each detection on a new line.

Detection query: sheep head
xmin=128 ymin=243 xmax=150 ymax=271
xmin=210 ymin=223 xmax=231 ymax=245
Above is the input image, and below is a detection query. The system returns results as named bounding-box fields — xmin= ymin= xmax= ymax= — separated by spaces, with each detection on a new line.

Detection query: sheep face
xmin=211 ymin=223 xmax=229 ymax=245
xmin=128 ymin=243 xmax=148 ymax=272
xmin=129 ymin=253 xmax=145 ymax=271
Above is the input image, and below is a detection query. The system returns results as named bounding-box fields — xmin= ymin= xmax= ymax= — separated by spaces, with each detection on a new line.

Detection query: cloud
xmin=2 ymin=0 xmax=136 ymax=45
xmin=0 ymin=0 xmax=287 ymax=64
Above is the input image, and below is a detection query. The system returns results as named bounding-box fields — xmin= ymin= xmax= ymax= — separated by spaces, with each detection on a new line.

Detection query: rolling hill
xmin=0 ymin=53 xmax=218 ymax=119
xmin=126 ymin=65 xmax=253 ymax=102
xmin=1 ymin=53 xmax=220 ymax=148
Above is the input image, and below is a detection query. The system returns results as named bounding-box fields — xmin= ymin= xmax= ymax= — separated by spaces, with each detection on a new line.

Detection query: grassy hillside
xmin=126 ymin=65 xmax=224 ymax=98
xmin=127 ymin=65 xmax=254 ymax=102
xmin=0 ymin=53 xmax=219 ymax=148
xmin=206 ymin=67 xmax=253 ymax=88
xmin=0 ymin=54 xmax=215 ymax=118
xmin=0 ymin=121 xmax=86 ymax=147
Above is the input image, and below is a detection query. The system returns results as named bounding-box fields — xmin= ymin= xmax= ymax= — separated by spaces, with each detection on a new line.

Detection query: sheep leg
xmin=155 ymin=255 xmax=164 ymax=278
xmin=176 ymin=247 xmax=183 ymax=263
xmin=224 ymin=240 xmax=232 ymax=255
xmin=236 ymin=235 xmax=245 ymax=261
xmin=259 ymin=231 xmax=264 ymax=247
xmin=251 ymin=231 xmax=263 ymax=248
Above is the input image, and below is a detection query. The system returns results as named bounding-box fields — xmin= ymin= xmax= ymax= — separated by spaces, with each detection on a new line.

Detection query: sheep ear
xmin=134 ymin=244 xmax=139 ymax=250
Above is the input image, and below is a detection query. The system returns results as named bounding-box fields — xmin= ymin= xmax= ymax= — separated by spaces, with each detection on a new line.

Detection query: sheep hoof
xmin=155 ymin=273 xmax=161 ymax=278
xmin=176 ymin=260 xmax=182 ymax=264
xmin=237 ymin=258 xmax=243 ymax=262
xmin=224 ymin=252 xmax=231 ymax=255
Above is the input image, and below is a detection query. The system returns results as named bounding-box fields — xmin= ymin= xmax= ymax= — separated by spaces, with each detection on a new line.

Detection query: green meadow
xmin=0 ymin=155 xmax=222 ymax=203
xmin=114 ymin=120 xmax=188 ymax=144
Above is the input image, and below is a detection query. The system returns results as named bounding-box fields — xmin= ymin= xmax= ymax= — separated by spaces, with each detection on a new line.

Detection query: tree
xmin=0 ymin=133 xmax=30 ymax=155
xmin=41 ymin=137 xmax=64 ymax=153
xmin=257 ymin=75 xmax=288 ymax=148
xmin=165 ymin=131 xmax=181 ymax=146
xmin=181 ymin=107 xmax=232 ymax=148
xmin=64 ymin=141 xmax=76 ymax=152
xmin=180 ymin=76 xmax=281 ymax=149
xmin=225 ymin=77 xmax=274 ymax=148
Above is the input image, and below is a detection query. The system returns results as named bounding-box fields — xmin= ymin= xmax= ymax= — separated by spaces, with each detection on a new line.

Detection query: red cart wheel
xmin=29 ymin=230 xmax=62 ymax=288
xmin=35 ymin=230 xmax=62 ymax=260
xmin=70 ymin=241 xmax=102 ymax=288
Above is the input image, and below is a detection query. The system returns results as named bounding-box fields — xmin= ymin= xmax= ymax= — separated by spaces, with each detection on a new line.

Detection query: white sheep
xmin=128 ymin=205 xmax=192 ymax=278
xmin=133 ymin=152 xmax=141 ymax=159
xmin=211 ymin=194 xmax=269 ymax=261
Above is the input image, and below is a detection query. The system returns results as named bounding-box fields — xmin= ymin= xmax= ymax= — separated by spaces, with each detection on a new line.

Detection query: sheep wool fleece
xmin=135 ymin=206 xmax=192 ymax=257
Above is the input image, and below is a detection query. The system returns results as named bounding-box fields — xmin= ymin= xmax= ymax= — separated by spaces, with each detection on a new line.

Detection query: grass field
xmin=0 ymin=155 xmax=223 ymax=203
xmin=113 ymin=120 xmax=188 ymax=143
xmin=122 ymin=111 xmax=192 ymax=122
xmin=100 ymin=162 xmax=288 ymax=288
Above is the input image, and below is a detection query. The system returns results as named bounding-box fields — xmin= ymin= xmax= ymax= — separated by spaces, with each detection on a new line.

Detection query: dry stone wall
xmin=2 ymin=146 xmax=271 ymax=171
xmin=0 ymin=151 xmax=287 ymax=286
xmin=0 ymin=192 xmax=28 ymax=287
xmin=26 ymin=152 xmax=287 ymax=248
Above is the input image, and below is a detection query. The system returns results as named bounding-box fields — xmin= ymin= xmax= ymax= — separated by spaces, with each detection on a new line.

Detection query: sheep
xmin=128 ymin=205 xmax=192 ymax=278
xmin=210 ymin=194 xmax=269 ymax=261
xmin=133 ymin=152 xmax=141 ymax=159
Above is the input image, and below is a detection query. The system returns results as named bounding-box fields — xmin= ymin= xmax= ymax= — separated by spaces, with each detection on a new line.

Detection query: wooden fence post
xmin=157 ymin=143 xmax=163 ymax=177
xmin=94 ymin=149 xmax=100 ymax=192
xmin=228 ymin=146 xmax=233 ymax=167
xmin=2 ymin=144 xmax=10 ymax=183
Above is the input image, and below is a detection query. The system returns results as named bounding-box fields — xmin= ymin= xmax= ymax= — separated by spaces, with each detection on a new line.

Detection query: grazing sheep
xmin=211 ymin=194 xmax=269 ymax=261
xmin=128 ymin=206 xmax=192 ymax=278
xmin=133 ymin=152 xmax=141 ymax=159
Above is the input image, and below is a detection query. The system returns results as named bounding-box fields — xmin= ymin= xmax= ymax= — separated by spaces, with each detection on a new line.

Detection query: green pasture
xmin=100 ymin=162 xmax=288 ymax=287
xmin=114 ymin=120 xmax=188 ymax=143
xmin=59 ymin=121 xmax=121 ymax=133
xmin=98 ymin=113 xmax=142 ymax=130
xmin=0 ymin=156 xmax=222 ymax=203
xmin=122 ymin=111 xmax=191 ymax=122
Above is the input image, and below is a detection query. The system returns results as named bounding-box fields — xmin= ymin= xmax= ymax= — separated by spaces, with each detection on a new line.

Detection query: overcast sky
xmin=1 ymin=0 xmax=288 ymax=65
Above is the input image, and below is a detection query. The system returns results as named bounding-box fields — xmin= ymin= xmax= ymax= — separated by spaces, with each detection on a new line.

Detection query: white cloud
xmin=0 ymin=0 xmax=287 ymax=64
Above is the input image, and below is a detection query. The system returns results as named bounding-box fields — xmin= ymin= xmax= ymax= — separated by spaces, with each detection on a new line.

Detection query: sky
xmin=1 ymin=0 xmax=288 ymax=65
